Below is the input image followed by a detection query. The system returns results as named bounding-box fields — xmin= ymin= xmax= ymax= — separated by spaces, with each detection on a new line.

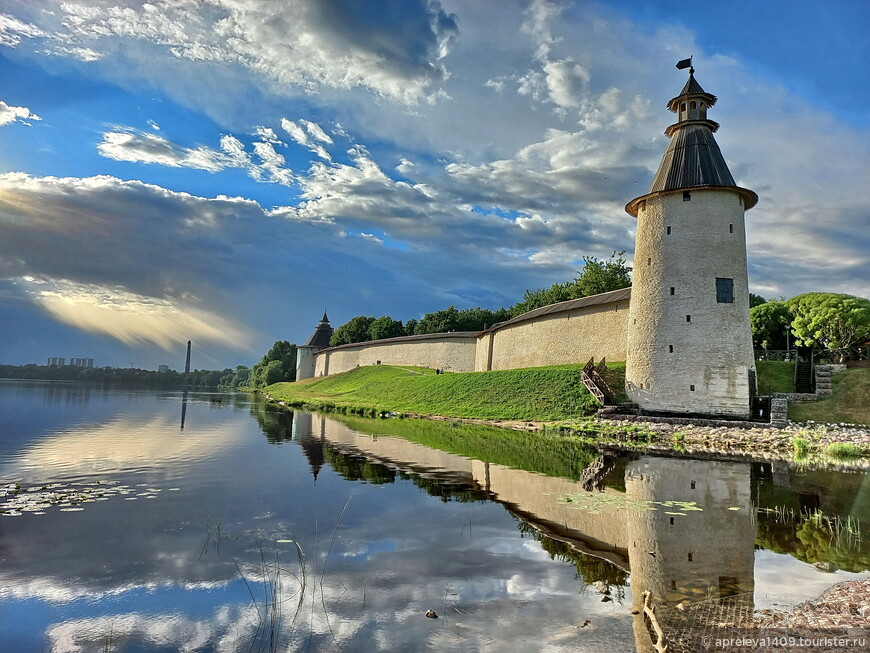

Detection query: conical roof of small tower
xmin=302 ymin=312 xmax=334 ymax=348
xmin=626 ymin=69 xmax=757 ymax=216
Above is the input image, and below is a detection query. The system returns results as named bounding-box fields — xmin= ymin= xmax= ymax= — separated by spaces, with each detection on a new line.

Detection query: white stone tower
xmin=295 ymin=312 xmax=333 ymax=381
xmin=625 ymin=66 xmax=758 ymax=418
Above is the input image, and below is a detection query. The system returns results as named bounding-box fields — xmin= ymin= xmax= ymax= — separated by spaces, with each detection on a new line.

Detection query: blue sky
xmin=0 ymin=0 xmax=867 ymax=370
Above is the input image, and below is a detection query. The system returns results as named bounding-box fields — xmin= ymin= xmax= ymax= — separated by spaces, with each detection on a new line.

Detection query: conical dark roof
xmin=648 ymin=124 xmax=735 ymax=192
xmin=302 ymin=312 xmax=333 ymax=348
xmin=667 ymin=71 xmax=717 ymax=110
xmin=626 ymin=70 xmax=757 ymax=216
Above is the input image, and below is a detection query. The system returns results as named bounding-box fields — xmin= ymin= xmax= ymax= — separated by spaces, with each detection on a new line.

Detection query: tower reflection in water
xmin=291 ymin=412 xmax=764 ymax=651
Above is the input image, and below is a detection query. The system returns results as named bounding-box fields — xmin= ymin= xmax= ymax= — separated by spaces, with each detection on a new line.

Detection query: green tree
xmin=330 ymin=316 xmax=376 ymax=346
xmin=455 ymin=306 xmax=511 ymax=331
xmin=404 ymin=318 xmax=418 ymax=336
xmin=750 ymin=301 xmax=791 ymax=350
xmin=509 ymin=251 xmax=632 ymax=317
xmin=369 ymin=316 xmax=405 ymax=340
xmin=786 ymin=293 xmax=870 ymax=349
xmin=263 ymin=359 xmax=285 ymax=385
xmin=749 ymin=293 xmax=767 ymax=308
xmin=572 ymin=250 xmax=632 ymax=298
xmin=413 ymin=306 xmax=509 ymax=334
xmin=414 ymin=306 xmax=461 ymax=334
xmin=250 ymin=340 xmax=297 ymax=387
xmin=510 ymin=282 xmax=575 ymax=317
xmin=230 ymin=365 xmax=251 ymax=387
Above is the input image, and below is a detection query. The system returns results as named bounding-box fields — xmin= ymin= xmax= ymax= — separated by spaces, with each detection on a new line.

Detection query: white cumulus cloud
xmin=0 ymin=100 xmax=41 ymax=126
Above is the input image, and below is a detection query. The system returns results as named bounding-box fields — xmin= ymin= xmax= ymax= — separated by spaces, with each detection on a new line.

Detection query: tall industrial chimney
xmin=184 ymin=340 xmax=191 ymax=374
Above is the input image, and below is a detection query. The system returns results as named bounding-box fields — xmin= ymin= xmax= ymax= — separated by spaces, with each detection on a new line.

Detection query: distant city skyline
xmin=1 ymin=0 xmax=867 ymax=370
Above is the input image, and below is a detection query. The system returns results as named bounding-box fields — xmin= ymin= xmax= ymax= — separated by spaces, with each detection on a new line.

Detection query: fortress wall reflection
xmin=472 ymin=459 xmax=630 ymax=568
xmin=297 ymin=413 xmax=760 ymax=648
xmin=295 ymin=413 xmax=477 ymax=484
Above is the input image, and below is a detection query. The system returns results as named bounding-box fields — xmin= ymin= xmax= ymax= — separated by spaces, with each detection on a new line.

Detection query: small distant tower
xmin=295 ymin=312 xmax=334 ymax=381
xmin=184 ymin=340 xmax=192 ymax=374
xmin=625 ymin=64 xmax=758 ymax=418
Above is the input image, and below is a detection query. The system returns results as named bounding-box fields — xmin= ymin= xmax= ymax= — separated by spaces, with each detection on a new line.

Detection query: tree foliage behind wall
xmin=330 ymin=316 xmax=377 ymax=346
xmin=750 ymin=292 xmax=870 ymax=351
xmin=328 ymin=252 xmax=632 ymax=340
xmin=786 ymin=293 xmax=870 ymax=349
xmin=509 ymin=251 xmax=632 ymax=316
xmin=249 ymin=340 xmax=297 ymax=387
xmin=412 ymin=306 xmax=511 ymax=334
xmin=750 ymin=300 xmax=791 ymax=350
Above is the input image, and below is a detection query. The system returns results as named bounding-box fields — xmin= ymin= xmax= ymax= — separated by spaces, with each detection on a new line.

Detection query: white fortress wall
xmin=479 ymin=289 xmax=630 ymax=371
xmin=312 ymin=289 xmax=631 ymax=377
xmin=314 ymin=333 xmax=478 ymax=376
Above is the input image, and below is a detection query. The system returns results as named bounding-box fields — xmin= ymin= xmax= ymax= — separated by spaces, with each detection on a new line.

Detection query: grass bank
xmin=756 ymin=361 xmax=795 ymax=394
xmin=334 ymin=414 xmax=605 ymax=480
xmin=266 ymin=363 xmax=626 ymax=421
xmin=789 ymin=368 xmax=870 ymax=425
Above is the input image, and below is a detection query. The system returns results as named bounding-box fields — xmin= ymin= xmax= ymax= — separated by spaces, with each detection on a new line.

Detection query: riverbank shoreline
xmin=264 ymin=392 xmax=870 ymax=467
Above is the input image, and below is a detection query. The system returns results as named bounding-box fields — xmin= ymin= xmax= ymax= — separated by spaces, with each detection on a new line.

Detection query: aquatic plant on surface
xmin=0 ymin=480 xmax=171 ymax=516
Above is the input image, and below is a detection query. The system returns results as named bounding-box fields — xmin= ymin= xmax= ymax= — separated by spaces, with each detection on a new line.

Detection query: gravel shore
xmin=604 ymin=418 xmax=870 ymax=467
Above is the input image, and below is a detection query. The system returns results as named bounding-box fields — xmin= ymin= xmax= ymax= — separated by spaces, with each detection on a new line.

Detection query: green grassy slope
xmin=789 ymin=368 xmax=870 ymax=425
xmin=335 ymin=414 xmax=602 ymax=480
xmin=266 ymin=363 xmax=625 ymax=420
xmin=756 ymin=361 xmax=795 ymax=394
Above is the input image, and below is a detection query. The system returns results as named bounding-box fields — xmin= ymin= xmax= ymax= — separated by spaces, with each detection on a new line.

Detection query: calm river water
xmin=1 ymin=381 xmax=868 ymax=652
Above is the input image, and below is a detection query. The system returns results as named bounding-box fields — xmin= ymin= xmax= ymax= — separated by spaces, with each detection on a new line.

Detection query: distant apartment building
xmin=48 ymin=357 xmax=95 ymax=368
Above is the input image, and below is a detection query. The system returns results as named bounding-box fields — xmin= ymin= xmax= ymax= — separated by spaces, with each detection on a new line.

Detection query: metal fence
xmin=814 ymin=345 xmax=870 ymax=363
xmin=755 ymin=346 xmax=870 ymax=363
xmin=754 ymin=349 xmax=795 ymax=361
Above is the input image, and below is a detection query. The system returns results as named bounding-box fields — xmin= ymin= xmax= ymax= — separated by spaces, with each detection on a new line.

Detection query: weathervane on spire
xmin=676 ymin=56 xmax=694 ymax=74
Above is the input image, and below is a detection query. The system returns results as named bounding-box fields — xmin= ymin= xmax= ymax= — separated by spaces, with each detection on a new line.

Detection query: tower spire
xmin=626 ymin=69 xmax=757 ymax=216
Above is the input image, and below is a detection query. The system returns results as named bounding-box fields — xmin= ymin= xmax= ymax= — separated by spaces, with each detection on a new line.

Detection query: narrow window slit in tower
xmin=686 ymin=314 xmax=691 ymax=322
xmin=647 ymin=257 xmax=651 ymax=266
xmin=670 ymin=287 xmax=675 ymax=295
xmin=666 ymin=225 xmax=671 ymax=235
xmin=690 ymin=481 xmax=696 ymax=489
xmin=683 ymin=190 xmax=691 ymax=201
xmin=671 ymin=580 xmax=677 ymax=590
xmin=690 ymin=384 xmax=695 ymax=391
xmin=669 ymin=345 xmax=674 ymax=353
xmin=729 ymin=223 xmax=734 ymax=233
xmin=688 ymin=552 xmax=693 ymax=562
xmin=670 ymin=517 xmax=675 ymax=526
